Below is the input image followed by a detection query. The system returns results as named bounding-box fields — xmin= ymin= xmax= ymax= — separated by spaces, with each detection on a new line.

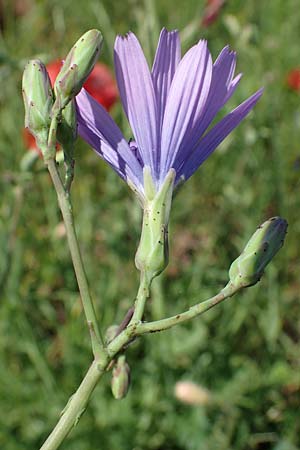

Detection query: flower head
xmin=76 ymin=28 xmax=263 ymax=200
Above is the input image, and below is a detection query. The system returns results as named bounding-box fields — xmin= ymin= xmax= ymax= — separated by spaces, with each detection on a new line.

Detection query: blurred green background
xmin=1 ymin=0 xmax=300 ymax=449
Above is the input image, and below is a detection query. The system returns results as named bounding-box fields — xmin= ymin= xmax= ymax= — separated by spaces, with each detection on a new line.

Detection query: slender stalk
xmin=151 ymin=276 xmax=165 ymax=320
xmin=136 ymin=282 xmax=241 ymax=334
xmin=130 ymin=271 xmax=151 ymax=324
xmin=46 ymin=158 xmax=104 ymax=354
xmin=40 ymin=358 xmax=108 ymax=450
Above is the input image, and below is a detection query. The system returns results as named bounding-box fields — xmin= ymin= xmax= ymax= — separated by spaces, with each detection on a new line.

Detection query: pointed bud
xmin=229 ymin=217 xmax=288 ymax=288
xmin=135 ymin=168 xmax=175 ymax=280
xmin=111 ymin=356 xmax=130 ymax=400
xmin=53 ymin=29 xmax=103 ymax=111
xmin=22 ymin=59 xmax=54 ymax=153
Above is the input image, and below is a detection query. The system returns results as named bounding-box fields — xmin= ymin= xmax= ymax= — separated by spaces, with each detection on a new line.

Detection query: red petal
xmin=287 ymin=68 xmax=300 ymax=91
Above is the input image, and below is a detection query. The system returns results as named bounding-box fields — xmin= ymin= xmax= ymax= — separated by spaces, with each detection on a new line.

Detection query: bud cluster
xmin=22 ymin=29 xmax=103 ymax=160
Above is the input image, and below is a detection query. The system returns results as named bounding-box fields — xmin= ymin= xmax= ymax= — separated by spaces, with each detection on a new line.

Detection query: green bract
xmin=22 ymin=59 xmax=53 ymax=153
xmin=53 ymin=29 xmax=103 ymax=112
xmin=229 ymin=217 xmax=288 ymax=288
xmin=57 ymin=99 xmax=77 ymax=157
xmin=135 ymin=168 xmax=175 ymax=280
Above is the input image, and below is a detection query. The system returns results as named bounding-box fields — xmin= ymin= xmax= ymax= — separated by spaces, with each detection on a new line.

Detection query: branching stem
xmin=39 ymin=279 xmax=241 ymax=450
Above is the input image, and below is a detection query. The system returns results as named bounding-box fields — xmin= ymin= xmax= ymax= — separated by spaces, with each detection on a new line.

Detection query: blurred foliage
xmin=1 ymin=0 xmax=300 ymax=449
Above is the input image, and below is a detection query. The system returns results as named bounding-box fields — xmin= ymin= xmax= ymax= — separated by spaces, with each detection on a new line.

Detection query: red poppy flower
xmin=201 ymin=0 xmax=226 ymax=27
xmin=286 ymin=68 xmax=300 ymax=92
xmin=23 ymin=60 xmax=118 ymax=152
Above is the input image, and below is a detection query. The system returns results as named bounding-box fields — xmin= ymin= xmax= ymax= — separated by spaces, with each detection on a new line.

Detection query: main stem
xmin=40 ymin=358 xmax=108 ymax=450
xmin=39 ymin=322 xmax=138 ymax=450
xmin=46 ymin=159 xmax=103 ymax=353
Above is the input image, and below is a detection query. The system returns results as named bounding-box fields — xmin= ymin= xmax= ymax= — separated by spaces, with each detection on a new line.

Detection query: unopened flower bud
xmin=111 ymin=356 xmax=130 ymax=400
xmin=135 ymin=168 xmax=175 ymax=280
xmin=22 ymin=59 xmax=53 ymax=154
xmin=229 ymin=217 xmax=288 ymax=288
xmin=53 ymin=29 xmax=103 ymax=111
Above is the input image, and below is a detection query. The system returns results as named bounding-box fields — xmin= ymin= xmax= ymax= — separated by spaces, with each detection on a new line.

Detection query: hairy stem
xmin=47 ymin=159 xmax=104 ymax=354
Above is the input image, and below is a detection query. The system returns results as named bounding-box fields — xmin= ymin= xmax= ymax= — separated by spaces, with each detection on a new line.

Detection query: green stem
xmin=38 ymin=282 xmax=143 ymax=450
xmin=46 ymin=159 xmax=104 ymax=354
xmin=47 ymin=113 xmax=59 ymax=150
xmin=39 ymin=280 xmax=242 ymax=450
xmin=151 ymin=276 xmax=165 ymax=320
xmin=136 ymin=282 xmax=241 ymax=335
xmin=130 ymin=271 xmax=151 ymax=324
xmin=39 ymin=358 xmax=108 ymax=450
xmin=64 ymin=155 xmax=75 ymax=193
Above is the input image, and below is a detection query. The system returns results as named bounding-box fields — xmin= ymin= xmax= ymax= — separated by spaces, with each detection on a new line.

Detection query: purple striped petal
xmin=172 ymin=46 xmax=241 ymax=174
xmin=114 ymin=33 xmax=159 ymax=177
xmin=151 ymin=28 xmax=181 ymax=133
xmin=178 ymin=88 xmax=264 ymax=183
xmin=210 ymin=46 xmax=240 ymax=112
xmin=159 ymin=40 xmax=213 ymax=183
xmin=76 ymin=89 xmax=143 ymax=191
xmin=224 ymin=73 xmax=242 ymax=103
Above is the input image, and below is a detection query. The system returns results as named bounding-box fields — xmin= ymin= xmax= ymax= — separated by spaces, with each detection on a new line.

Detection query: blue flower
xmin=76 ymin=28 xmax=263 ymax=198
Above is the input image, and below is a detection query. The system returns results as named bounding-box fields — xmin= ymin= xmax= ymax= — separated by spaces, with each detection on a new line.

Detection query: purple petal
xmin=159 ymin=40 xmax=213 ymax=183
xmin=210 ymin=47 xmax=241 ymax=111
xmin=172 ymin=46 xmax=241 ymax=174
xmin=224 ymin=73 xmax=242 ymax=103
xmin=114 ymin=32 xmax=159 ymax=177
xmin=178 ymin=88 xmax=264 ymax=183
xmin=76 ymin=89 xmax=144 ymax=191
xmin=151 ymin=28 xmax=181 ymax=133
